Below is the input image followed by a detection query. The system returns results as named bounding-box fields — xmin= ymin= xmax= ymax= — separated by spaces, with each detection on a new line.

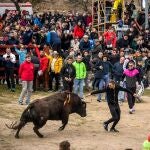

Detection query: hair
xmin=59 ymin=141 xmax=70 ymax=150
xmin=109 ymin=80 xmax=116 ymax=85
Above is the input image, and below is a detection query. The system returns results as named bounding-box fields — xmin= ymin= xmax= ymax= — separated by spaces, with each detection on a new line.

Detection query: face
xmin=124 ymin=36 xmax=128 ymax=40
xmin=83 ymin=37 xmax=88 ymax=42
xmin=78 ymin=22 xmax=81 ymax=26
xmin=84 ymin=52 xmax=88 ymax=56
xmin=77 ymin=56 xmax=82 ymax=62
xmin=40 ymin=51 xmax=45 ymax=57
xmin=112 ymin=50 xmax=116 ymax=55
xmin=103 ymin=57 xmax=107 ymax=62
xmin=128 ymin=63 xmax=134 ymax=69
xmin=76 ymin=101 xmax=87 ymax=117
xmin=120 ymin=51 xmax=124 ymax=57
xmin=108 ymin=82 xmax=115 ymax=89
xmin=98 ymin=52 xmax=103 ymax=58
xmin=26 ymin=57 xmax=31 ymax=62
xmin=67 ymin=58 xmax=73 ymax=64
xmin=120 ymin=57 xmax=125 ymax=63
xmin=6 ymin=48 xmax=11 ymax=55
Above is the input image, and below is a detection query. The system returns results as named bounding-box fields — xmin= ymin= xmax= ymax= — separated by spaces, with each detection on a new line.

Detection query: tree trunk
xmin=11 ymin=0 xmax=21 ymax=15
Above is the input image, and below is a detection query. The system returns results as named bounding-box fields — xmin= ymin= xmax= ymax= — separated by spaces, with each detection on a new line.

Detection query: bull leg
xmin=33 ymin=120 xmax=47 ymax=138
xmin=58 ymin=115 xmax=69 ymax=131
xmin=15 ymin=121 xmax=27 ymax=139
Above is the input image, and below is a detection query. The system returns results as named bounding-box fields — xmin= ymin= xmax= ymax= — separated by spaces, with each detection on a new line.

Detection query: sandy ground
xmin=0 ymin=93 xmax=150 ymax=150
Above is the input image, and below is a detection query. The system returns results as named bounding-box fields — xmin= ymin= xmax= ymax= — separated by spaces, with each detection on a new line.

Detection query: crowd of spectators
xmin=0 ymin=0 xmax=150 ymax=103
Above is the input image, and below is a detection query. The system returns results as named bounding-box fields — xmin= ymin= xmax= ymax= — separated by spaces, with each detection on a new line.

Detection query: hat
xmin=53 ymin=51 xmax=59 ymax=55
xmin=83 ymin=35 xmax=88 ymax=38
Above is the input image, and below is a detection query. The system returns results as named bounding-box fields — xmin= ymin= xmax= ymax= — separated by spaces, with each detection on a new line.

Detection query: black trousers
xmin=126 ymin=87 xmax=136 ymax=109
xmin=63 ymin=80 xmax=73 ymax=92
xmin=105 ymin=104 xmax=121 ymax=129
xmin=5 ymin=68 xmax=15 ymax=89
xmin=33 ymin=69 xmax=38 ymax=91
xmin=49 ymin=72 xmax=60 ymax=90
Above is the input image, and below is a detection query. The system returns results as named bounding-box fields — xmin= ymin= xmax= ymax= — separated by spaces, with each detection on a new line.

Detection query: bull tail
xmin=5 ymin=121 xmax=19 ymax=130
xmin=5 ymin=103 xmax=34 ymax=130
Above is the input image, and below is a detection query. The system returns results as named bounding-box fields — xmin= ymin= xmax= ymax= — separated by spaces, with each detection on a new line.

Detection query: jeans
xmin=19 ymin=81 xmax=33 ymax=104
xmin=74 ymin=79 xmax=84 ymax=99
xmin=98 ymin=74 xmax=110 ymax=100
xmin=114 ymin=76 xmax=125 ymax=101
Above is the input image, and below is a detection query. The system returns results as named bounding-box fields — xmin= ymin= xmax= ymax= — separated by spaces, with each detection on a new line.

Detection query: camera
xmin=7 ymin=55 xmax=10 ymax=58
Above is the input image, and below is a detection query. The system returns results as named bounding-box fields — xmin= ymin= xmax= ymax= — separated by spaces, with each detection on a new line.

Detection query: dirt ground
xmin=0 ymin=89 xmax=150 ymax=150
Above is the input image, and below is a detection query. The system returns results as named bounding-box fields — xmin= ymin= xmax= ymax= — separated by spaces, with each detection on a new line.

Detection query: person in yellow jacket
xmin=45 ymin=51 xmax=63 ymax=91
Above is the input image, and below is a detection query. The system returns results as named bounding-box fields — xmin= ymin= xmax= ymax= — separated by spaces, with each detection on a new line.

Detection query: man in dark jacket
xmin=79 ymin=35 xmax=91 ymax=52
xmin=61 ymin=56 xmax=76 ymax=92
xmin=87 ymin=80 xmax=135 ymax=132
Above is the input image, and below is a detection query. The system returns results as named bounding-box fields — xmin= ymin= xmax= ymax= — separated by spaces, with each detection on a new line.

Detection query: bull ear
xmin=82 ymin=101 xmax=86 ymax=108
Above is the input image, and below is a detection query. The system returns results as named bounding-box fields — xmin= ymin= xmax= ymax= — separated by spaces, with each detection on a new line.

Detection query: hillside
xmin=0 ymin=0 xmax=141 ymax=13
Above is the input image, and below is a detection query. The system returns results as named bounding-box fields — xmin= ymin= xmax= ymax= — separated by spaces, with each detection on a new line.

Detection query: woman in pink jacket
xmin=18 ymin=54 xmax=34 ymax=105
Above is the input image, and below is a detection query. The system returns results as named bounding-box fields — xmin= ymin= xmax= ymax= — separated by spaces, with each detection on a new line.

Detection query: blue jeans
xmin=98 ymin=74 xmax=110 ymax=100
xmin=114 ymin=76 xmax=125 ymax=101
xmin=74 ymin=79 xmax=84 ymax=99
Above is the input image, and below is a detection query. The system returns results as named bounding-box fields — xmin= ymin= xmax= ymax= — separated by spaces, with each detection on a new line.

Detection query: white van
xmin=0 ymin=2 xmax=33 ymax=15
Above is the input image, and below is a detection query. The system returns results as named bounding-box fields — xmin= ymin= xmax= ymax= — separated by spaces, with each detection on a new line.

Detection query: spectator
xmin=73 ymin=20 xmax=84 ymax=39
xmin=70 ymin=37 xmax=80 ymax=52
xmin=61 ymin=56 xmax=76 ymax=92
xmin=46 ymin=51 xmax=63 ymax=91
xmin=103 ymin=26 xmax=117 ymax=49
xmin=18 ymin=54 xmax=34 ymax=105
xmin=97 ymin=55 xmax=113 ymax=102
xmin=3 ymin=48 xmax=16 ymax=92
xmin=35 ymin=45 xmax=49 ymax=91
xmin=122 ymin=61 xmax=141 ymax=114
xmin=142 ymin=134 xmax=150 ymax=150
xmin=73 ymin=55 xmax=86 ymax=99
xmin=59 ymin=140 xmax=70 ymax=150
xmin=14 ymin=44 xmax=27 ymax=65
xmin=79 ymin=35 xmax=91 ymax=52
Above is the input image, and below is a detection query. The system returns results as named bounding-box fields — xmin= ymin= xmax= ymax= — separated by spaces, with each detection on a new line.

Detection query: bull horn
xmin=5 ymin=121 xmax=18 ymax=130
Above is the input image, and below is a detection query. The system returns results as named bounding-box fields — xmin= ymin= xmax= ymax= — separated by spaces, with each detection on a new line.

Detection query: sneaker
xmin=11 ymin=88 xmax=15 ymax=92
xmin=103 ymin=122 xmax=108 ymax=131
xmin=18 ymin=102 xmax=23 ymax=105
xmin=110 ymin=128 xmax=119 ymax=132
xmin=129 ymin=109 xmax=133 ymax=114
xmin=97 ymin=99 xmax=102 ymax=102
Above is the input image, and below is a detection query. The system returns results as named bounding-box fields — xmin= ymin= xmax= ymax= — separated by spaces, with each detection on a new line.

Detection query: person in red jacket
xmin=103 ymin=26 xmax=117 ymax=49
xmin=18 ymin=54 xmax=34 ymax=105
xmin=74 ymin=21 xmax=85 ymax=39
xmin=34 ymin=45 xmax=49 ymax=91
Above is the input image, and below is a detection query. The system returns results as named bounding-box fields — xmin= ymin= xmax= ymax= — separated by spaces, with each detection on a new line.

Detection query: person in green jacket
xmin=143 ymin=134 xmax=150 ymax=150
xmin=73 ymin=55 xmax=86 ymax=99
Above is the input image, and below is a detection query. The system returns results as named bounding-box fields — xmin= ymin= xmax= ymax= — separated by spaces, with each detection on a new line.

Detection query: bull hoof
xmin=38 ymin=134 xmax=44 ymax=138
xmin=15 ymin=135 xmax=19 ymax=139
xmin=58 ymin=127 xmax=64 ymax=131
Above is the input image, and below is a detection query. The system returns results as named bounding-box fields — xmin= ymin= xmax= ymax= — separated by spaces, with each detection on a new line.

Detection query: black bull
xmin=6 ymin=92 xmax=87 ymax=138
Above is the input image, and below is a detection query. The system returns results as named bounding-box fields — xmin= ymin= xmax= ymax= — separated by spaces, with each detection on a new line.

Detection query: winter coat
xmin=73 ymin=61 xmax=86 ymax=79
xmin=19 ymin=61 xmax=34 ymax=81
xmin=74 ymin=25 xmax=84 ymax=39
